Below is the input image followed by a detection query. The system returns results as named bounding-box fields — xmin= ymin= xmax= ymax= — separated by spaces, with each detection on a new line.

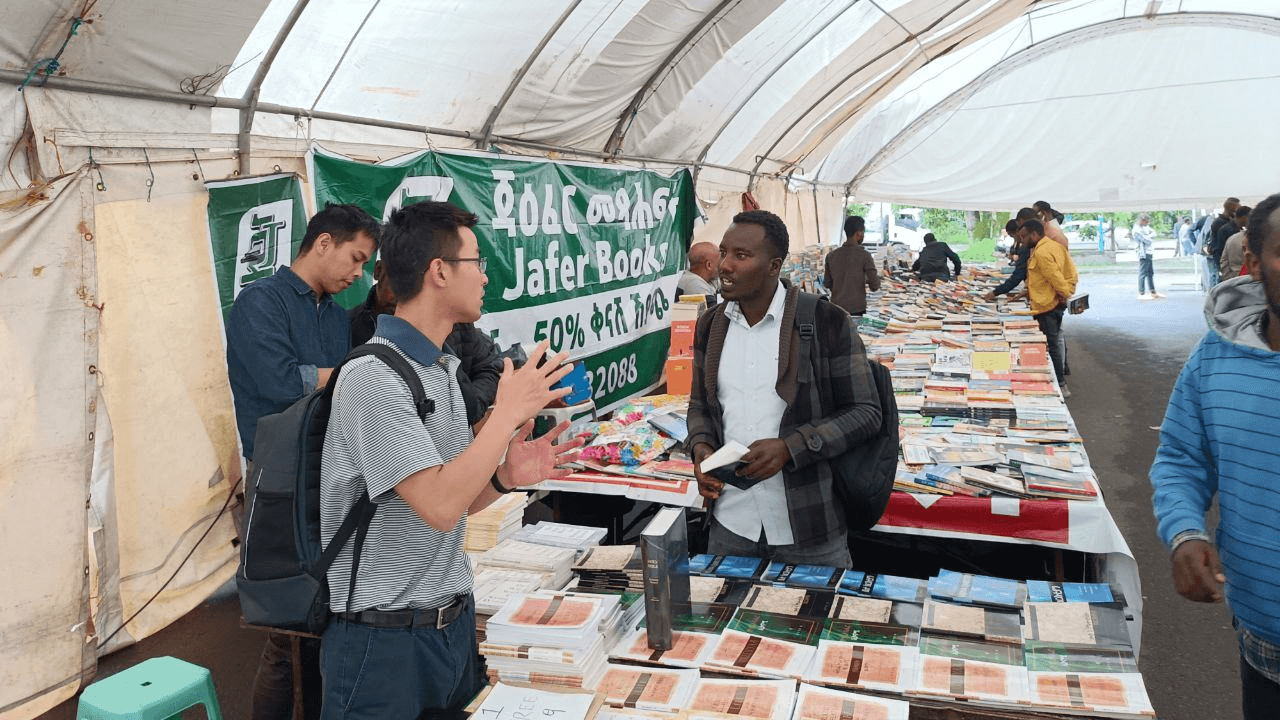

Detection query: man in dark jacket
xmin=350 ymin=260 xmax=502 ymax=424
xmin=985 ymin=220 xmax=1030 ymax=301
xmin=823 ymin=215 xmax=881 ymax=316
xmin=912 ymin=233 xmax=962 ymax=282
xmin=688 ymin=210 xmax=881 ymax=566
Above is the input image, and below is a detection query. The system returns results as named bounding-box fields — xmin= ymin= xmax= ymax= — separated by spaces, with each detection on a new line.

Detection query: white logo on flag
xmin=235 ymin=200 xmax=293 ymax=296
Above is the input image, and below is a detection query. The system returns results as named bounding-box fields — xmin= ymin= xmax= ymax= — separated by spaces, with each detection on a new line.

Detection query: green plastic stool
xmin=77 ymin=656 xmax=223 ymax=720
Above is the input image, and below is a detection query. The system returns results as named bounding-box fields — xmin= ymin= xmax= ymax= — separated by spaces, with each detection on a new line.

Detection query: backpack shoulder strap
xmin=339 ymin=342 xmax=435 ymax=420
xmin=795 ymin=292 xmax=820 ymax=383
xmin=316 ymin=342 xmax=436 ymax=611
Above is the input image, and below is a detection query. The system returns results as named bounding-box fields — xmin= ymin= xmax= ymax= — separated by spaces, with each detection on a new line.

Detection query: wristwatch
xmin=489 ymin=472 xmax=512 ymax=494
xmin=1171 ymin=529 xmax=1211 ymax=553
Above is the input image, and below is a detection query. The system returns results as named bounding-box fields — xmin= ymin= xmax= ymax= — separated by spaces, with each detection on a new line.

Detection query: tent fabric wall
xmin=89 ymin=160 xmax=241 ymax=650
xmin=1 ymin=159 xmax=244 ymax=718
xmin=0 ymin=173 xmax=97 ymax=718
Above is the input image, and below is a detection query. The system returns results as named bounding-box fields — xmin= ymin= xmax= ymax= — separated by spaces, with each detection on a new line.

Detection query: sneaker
xmin=1061 ymin=383 xmax=1071 ymax=398
xmin=1151 ymin=292 xmax=1165 ymax=299
xmin=1137 ymin=293 xmax=1152 ymax=300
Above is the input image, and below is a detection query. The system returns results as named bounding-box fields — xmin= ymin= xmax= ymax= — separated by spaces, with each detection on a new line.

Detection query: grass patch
xmin=960 ymin=236 xmax=997 ymax=261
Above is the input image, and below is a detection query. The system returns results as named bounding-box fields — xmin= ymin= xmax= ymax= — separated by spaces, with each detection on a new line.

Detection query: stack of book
xmin=483 ymin=590 xmax=625 ymax=690
xmin=573 ymin=544 xmax=646 ymax=595
xmin=510 ymin=521 xmax=608 ymax=559
xmin=688 ymin=677 xmax=797 ymax=720
xmin=474 ymin=539 xmax=577 ymax=590
xmin=464 ymin=491 xmax=529 ymax=553
xmin=596 ymin=664 xmax=699 ymax=713
xmin=791 ymin=682 xmax=910 ymax=720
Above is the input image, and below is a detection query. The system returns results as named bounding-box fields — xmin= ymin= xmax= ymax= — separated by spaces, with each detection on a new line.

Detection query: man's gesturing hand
xmin=497 ymin=420 xmax=583 ymax=490
xmin=1171 ymin=539 xmax=1226 ymax=603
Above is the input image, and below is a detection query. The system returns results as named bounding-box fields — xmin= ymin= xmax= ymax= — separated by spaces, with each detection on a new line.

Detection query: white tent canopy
xmin=2 ymin=1 xmax=1278 ymax=208
xmin=2 ymin=2 xmax=1279 ymax=718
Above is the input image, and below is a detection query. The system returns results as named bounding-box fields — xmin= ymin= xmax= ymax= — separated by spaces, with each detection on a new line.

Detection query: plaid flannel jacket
xmin=686 ymin=280 xmax=882 ymax=547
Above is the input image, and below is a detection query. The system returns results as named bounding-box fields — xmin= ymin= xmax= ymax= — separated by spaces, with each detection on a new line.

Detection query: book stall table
xmin=466 ymin=506 xmax=1158 ymax=720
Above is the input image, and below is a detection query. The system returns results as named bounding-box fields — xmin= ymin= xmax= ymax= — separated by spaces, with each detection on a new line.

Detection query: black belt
xmin=336 ymin=594 xmax=471 ymax=630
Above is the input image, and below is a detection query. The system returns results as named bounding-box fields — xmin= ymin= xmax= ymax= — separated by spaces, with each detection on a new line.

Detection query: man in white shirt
xmin=687 ymin=210 xmax=882 ymax=566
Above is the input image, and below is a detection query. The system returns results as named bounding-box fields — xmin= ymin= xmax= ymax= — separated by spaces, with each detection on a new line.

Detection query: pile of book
xmin=474 ymin=539 xmax=578 ymax=591
xmin=510 ymin=521 xmax=608 ymax=560
xmin=483 ymin=590 xmax=630 ymax=690
xmin=464 ymin=491 xmax=529 ymax=552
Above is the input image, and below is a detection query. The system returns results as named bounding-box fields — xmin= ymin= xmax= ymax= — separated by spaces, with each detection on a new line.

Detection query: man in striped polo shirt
xmin=318 ymin=201 xmax=581 ymax=719
xmin=1150 ymin=191 xmax=1280 ymax=720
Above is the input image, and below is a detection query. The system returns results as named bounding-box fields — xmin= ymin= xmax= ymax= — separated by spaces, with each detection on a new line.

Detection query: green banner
xmin=309 ymin=146 xmax=696 ymax=409
xmin=205 ymin=173 xmax=308 ymax=322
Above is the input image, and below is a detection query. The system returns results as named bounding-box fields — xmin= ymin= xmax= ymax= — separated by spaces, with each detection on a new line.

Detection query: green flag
xmin=205 ymin=173 xmax=308 ymax=322
xmin=311 ymin=147 xmax=697 ymax=410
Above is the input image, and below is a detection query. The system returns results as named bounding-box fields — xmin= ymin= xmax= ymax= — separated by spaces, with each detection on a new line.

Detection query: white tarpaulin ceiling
xmin=2 ymin=0 xmax=1279 ymax=209
xmin=1 ymin=2 xmax=1279 ymax=717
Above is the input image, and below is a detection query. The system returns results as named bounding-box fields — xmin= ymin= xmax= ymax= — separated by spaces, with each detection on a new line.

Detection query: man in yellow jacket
xmin=1023 ymin=219 xmax=1078 ymax=397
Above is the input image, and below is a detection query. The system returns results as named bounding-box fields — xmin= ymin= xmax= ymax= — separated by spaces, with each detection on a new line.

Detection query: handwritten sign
xmin=475 ymin=682 xmax=596 ymax=720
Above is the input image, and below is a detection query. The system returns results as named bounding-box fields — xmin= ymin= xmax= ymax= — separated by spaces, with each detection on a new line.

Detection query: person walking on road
xmin=1150 ymin=191 xmax=1280 ymax=720
xmin=1133 ymin=214 xmax=1162 ymax=299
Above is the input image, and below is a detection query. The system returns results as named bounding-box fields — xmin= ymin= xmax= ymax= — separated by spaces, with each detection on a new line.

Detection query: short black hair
xmin=1005 ymin=219 xmax=1020 ymax=234
xmin=1235 ymin=205 xmax=1251 ymax=220
xmin=1022 ymin=219 xmax=1045 ymax=237
xmin=298 ymin=203 xmax=380 ymax=255
xmin=844 ymin=215 xmax=865 ymax=237
xmin=1247 ymin=193 xmax=1280 ymax=258
xmin=380 ymin=201 xmax=479 ymax=302
xmin=923 ymin=232 xmax=937 ymax=244
xmin=1015 ymin=207 xmax=1038 ymax=222
xmin=732 ymin=210 xmax=789 ymax=260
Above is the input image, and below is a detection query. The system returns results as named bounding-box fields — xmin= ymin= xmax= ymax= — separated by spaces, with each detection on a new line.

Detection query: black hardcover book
xmin=640 ymin=507 xmax=691 ymax=651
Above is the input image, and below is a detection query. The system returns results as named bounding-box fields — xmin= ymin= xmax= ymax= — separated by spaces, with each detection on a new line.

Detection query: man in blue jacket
xmin=1150 ymin=191 xmax=1280 ymax=719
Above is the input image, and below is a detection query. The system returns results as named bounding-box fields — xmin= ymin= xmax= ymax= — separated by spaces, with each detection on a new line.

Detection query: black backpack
xmin=237 ymin=343 xmax=434 ymax=634
xmin=795 ymin=294 xmax=899 ymax=531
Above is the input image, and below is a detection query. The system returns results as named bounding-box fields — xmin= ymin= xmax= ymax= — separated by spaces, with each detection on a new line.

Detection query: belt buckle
xmin=435 ymin=604 xmax=449 ymax=630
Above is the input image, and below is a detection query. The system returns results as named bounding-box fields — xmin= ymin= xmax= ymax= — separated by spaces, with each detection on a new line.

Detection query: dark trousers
xmin=320 ymin=598 xmax=485 ymax=720
xmin=252 ymin=632 xmax=322 ymax=720
xmin=1034 ymin=306 xmax=1067 ymax=384
xmin=708 ymin=518 xmax=852 ymax=568
xmin=1242 ymin=655 xmax=1280 ymax=720
xmin=1138 ymin=256 xmax=1156 ymax=294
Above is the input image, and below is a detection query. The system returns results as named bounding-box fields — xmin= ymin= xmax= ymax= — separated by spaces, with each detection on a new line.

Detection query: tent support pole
xmin=0 ymin=70 xmax=847 ymax=191
xmin=237 ymin=0 xmax=313 ymax=176
xmin=477 ymin=0 xmax=584 ymax=149
xmin=601 ymin=0 xmax=736 ymax=157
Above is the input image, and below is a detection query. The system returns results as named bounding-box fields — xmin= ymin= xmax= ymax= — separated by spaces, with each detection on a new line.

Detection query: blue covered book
xmin=928 ymin=569 xmax=1025 ymax=609
xmin=1025 ymin=580 xmax=1115 ymax=604
xmin=760 ymin=562 xmax=844 ymax=590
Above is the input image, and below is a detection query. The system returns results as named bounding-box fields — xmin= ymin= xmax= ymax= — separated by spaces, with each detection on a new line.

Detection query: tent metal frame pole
xmin=845 ymin=11 xmax=1272 ymax=198
xmin=747 ymin=0 xmax=971 ymax=181
xmin=601 ymin=0 xmax=737 ymax=157
xmin=692 ymin=0 xmax=860 ymax=190
xmin=237 ymin=0 xmax=313 ymax=176
xmin=0 ymin=72 xmax=863 ymax=190
xmin=477 ymin=0 xmax=584 ymax=149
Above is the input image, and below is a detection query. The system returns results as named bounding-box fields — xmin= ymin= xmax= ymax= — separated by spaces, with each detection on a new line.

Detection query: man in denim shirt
xmin=226 ymin=202 xmax=379 ymax=720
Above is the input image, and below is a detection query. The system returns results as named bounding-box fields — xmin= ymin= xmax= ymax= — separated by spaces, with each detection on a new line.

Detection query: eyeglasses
xmin=442 ymin=256 xmax=487 ymax=273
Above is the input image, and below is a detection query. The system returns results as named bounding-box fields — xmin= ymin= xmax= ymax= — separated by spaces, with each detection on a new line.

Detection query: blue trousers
xmin=320 ymin=597 xmax=485 ymax=720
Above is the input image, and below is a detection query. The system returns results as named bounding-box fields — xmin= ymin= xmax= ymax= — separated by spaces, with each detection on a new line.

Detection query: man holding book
xmin=1150 ymin=191 xmax=1280 ymax=720
xmin=687 ymin=209 xmax=882 ymax=567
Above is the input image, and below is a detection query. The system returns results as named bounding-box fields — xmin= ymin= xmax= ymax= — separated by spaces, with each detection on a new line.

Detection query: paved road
xmin=41 ymin=265 xmax=1248 ymax=720
xmin=1066 ymin=269 xmax=1242 ymax=720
